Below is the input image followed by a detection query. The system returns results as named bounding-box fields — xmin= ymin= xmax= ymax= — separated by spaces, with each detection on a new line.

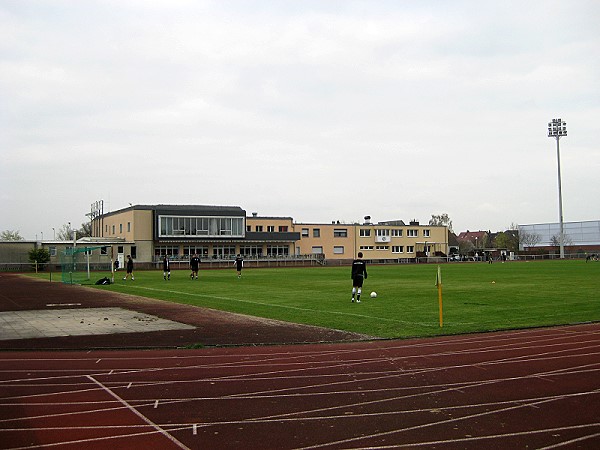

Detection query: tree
xmin=520 ymin=231 xmax=542 ymax=250
xmin=429 ymin=213 xmax=453 ymax=232
xmin=1 ymin=230 xmax=24 ymax=241
xmin=28 ymin=248 xmax=50 ymax=271
xmin=56 ymin=224 xmax=74 ymax=241
xmin=458 ymin=238 xmax=474 ymax=256
xmin=495 ymin=231 xmax=519 ymax=252
xmin=550 ymin=234 xmax=573 ymax=249
xmin=78 ymin=222 xmax=92 ymax=238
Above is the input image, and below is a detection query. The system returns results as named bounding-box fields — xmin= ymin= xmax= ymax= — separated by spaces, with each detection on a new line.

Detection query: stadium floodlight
xmin=548 ymin=118 xmax=567 ymax=259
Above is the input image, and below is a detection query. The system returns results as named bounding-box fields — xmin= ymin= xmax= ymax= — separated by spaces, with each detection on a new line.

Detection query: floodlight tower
xmin=547 ymin=118 xmax=567 ymax=259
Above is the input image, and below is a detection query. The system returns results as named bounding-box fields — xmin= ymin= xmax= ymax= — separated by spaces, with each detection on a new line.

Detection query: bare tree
xmin=550 ymin=234 xmax=573 ymax=248
xmin=519 ymin=231 xmax=542 ymax=250
xmin=429 ymin=213 xmax=453 ymax=232
xmin=458 ymin=238 xmax=474 ymax=256
xmin=56 ymin=224 xmax=75 ymax=241
xmin=1 ymin=230 xmax=23 ymax=241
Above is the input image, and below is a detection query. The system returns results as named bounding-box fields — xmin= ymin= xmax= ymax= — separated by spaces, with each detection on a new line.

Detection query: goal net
xmin=59 ymin=246 xmax=108 ymax=284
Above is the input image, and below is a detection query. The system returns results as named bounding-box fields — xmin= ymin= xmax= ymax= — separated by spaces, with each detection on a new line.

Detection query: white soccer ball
xmin=370 ymin=291 xmax=377 ymax=298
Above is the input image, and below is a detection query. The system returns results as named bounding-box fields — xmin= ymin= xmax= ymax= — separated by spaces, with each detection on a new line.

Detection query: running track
xmin=1 ymin=323 xmax=600 ymax=449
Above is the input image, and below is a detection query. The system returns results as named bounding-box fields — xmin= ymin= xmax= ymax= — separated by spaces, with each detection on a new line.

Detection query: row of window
xmin=247 ymin=225 xmax=289 ymax=232
xmin=154 ymin=244 xmax=290 ymax=259
xmin=311 ymin=245 xmax=428 ymax=255
xmin=159 ymin=216 xmax=245 ymax=238
xmin=304 ymin=228 xmax=431 ymax=238
xmin=105 ymin=222 xmax=131 ymax=235
xmin=104 ymin=218 xmax=431 ymax=240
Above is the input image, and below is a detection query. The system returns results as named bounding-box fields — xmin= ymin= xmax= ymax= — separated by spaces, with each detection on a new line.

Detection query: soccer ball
xmin=370 ymin=291 xmax=377 ymax=298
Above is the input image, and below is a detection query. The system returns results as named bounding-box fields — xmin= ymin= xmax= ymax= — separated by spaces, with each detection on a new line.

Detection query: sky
xmin=1 ymin=0 xmax=599 ymax=240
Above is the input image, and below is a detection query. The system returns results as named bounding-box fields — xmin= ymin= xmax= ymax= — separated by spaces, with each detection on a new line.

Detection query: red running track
xmin=1 ymin=323 xmax=600 ymax=449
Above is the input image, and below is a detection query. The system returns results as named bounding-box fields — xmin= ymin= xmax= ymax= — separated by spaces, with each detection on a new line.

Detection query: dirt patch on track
xmin=0 ymin=274 xmax=372 ymax=350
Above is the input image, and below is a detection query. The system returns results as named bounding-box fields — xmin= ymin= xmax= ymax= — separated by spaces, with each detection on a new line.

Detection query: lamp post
xmin=548 ymin=118 xmax=567 ymax=259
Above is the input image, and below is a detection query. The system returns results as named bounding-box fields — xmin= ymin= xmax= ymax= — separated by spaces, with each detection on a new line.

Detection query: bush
xmin=28 ymin=248 xmax=50 ymax=271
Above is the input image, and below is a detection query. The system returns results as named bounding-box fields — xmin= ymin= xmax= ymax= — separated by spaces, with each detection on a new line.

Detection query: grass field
xmin=45 ymin=260 xmax=600 ymax=339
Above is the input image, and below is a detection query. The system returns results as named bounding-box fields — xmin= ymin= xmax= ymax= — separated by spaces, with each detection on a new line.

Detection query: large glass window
xmin=184 ymin=245 xmax=208 ymax=258
xmin=241 ymin=245 xmax=263 ymax=257
xmin=159 ymin=215 xmax=244 ymax=238
xmin=267 ymin=245 xmax=289 ymax=257
xmin=212 ymin=245 xmax=236 ymax=259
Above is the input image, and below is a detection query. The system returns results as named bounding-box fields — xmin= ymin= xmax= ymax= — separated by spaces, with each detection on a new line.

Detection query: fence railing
xmin=2 ymin=252 xmax=597 ymax=272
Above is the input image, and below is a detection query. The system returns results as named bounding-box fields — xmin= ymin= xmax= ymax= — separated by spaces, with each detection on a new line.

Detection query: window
xmin=312 ymin=246 xmax=323 ymax=254
xmin=375 ymin=245 xmax=389 ymax=250
xmin=155 ymin=246 xmax=180 ymax=258
xmin=407 ymin=229 xmax=418 ymax=237
xmin=101 ymin=247 xmax=108 ymax=255
xmin=49 ymin=246 xmax=57 ymax=257
xmin=301 ymin=228 xmax=309 ymax=237
xmin=333 ymin=229 xmax=348 ymax=238
xmin=423 ymin=229 xmax=430 ymax=237
xmin=359 ymin=229 xmax=371 ymax=237
xmin=246 ymin=225 xmax=251 ymax=232
xmin=267 ymin=226 xmax=275 ymax=232
xmin=127 ymin=222 xmax=131 ymax=232
xmin=278 ymin=226 xmax=288 ymax=232
xmin=256 ymin=225 xmax=263 ymax=232
xmin=313 ymin=228 xmax=320 ymax=238
xmin=131 ymin=246 xmax=137 ymax=259
xmin=267 ymin=245 xmax=289 ymax=257
xmin=212 ymin=245 xmax=236 ymax=259
xmin=392 ymin=229 xmax=403 ymax=237
xmin=392 ymin=246 xmax=404 ymax=253
xmin=359 ymin=245 xmax=374 ymax=251
xmin=240 ymin=245 xmax=263 ymax=257
xmin=407 ymin=245 xmax=415 ymax=253
xmin=112 ymin=225 xmax=115 ymax=234
xmin=158 ymin=215 xmax=245 ymax=238
xmin=119 ymin=224 xmax=123 ymax=233
xmin=333 ymin=246 xmax=344 ymax=254
xmin=376 ymin=229 xmax=390 ymax=237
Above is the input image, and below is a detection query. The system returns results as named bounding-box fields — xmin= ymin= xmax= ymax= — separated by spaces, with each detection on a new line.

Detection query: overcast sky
xmin=1 ymin=0 xmax=599 ymax=240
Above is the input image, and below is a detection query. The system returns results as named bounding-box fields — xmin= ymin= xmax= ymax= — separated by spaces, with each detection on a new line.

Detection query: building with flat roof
xmin=518 ymin=220 xmax=600 ymax=253
xmin=91 ymin=204 xmax=449 ymax=265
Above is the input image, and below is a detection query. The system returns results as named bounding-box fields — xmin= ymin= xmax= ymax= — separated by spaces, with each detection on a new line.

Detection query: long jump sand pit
xmin=0 ymin=307 xmax=195 ymax=340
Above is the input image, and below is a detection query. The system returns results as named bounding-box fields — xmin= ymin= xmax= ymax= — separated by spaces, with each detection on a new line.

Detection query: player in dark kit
xmin=190 ymin=254 xmax=200 ymax=279
xmin=234 ymin=254 xmax=243 ymax=278
xmin=351 ymin=252 xmax=367 ymax=303
xmin=123 ymin=255 xmax=134 ymax=281
xmin=162 ymin=255 xmax=170 ymax=280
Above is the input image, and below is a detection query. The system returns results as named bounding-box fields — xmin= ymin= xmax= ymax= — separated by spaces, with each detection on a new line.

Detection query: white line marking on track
xmin=86 ymin=375 xmax=190 ymax=450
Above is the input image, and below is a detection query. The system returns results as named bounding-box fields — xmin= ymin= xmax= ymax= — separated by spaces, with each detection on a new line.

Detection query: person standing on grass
xmin=351 ymin=252 xmax=367 ymax=303
xmin=190 ymin=253 xmax=200 ymax=279
xmin=234 ymin=254 xmax=243 ymax=278
xmin=163 ymin=255 xmax=171 ymax=281
xmin=124 ymin=255 xmax=134 ymax=281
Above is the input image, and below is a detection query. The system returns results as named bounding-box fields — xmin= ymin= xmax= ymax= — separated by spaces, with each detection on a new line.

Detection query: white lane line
xmin=86 ymin=375 xmax=190 ymax=450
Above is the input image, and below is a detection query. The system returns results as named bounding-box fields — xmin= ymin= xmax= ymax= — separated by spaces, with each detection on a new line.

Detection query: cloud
xmin=1 ymin=0 xmax=599 ymax=238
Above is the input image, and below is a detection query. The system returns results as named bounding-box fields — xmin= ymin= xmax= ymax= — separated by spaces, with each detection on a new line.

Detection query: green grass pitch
xmin=63 ymin=259 xmax=600 ymax=339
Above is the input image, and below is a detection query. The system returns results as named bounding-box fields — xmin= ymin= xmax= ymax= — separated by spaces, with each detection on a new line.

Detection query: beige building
xmin=293 ymin=219 xmax=448 ymax=263
xmin=1 ymin=204 xmax=449 ymax=270
xmin=91 ymin=205 xmax=448 ymax=266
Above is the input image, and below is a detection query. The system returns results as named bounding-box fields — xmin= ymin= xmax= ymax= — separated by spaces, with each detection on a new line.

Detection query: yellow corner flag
xmin=435 ymin=265 xmax=443 ymax=327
